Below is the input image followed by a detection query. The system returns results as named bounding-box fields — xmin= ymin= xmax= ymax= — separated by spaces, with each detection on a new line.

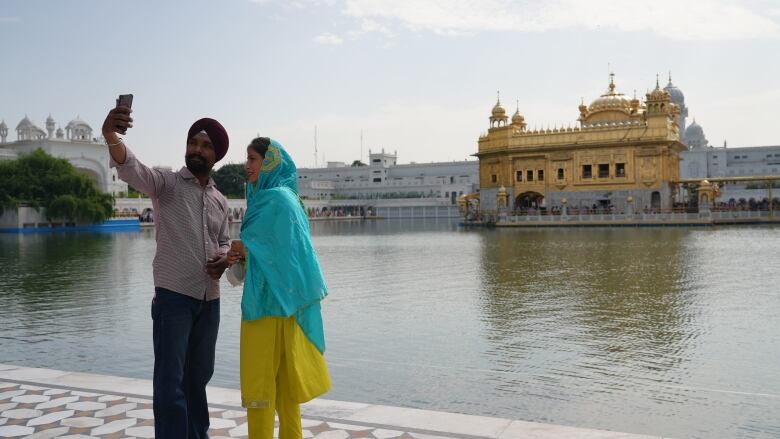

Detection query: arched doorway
xmin=140 ymin=208 xmax=154 ymax=223
xmin=515 ymin=192 xmax=544 ymax=211
xmin=651 ymin=191 xmax=661 ymax=210
xmin=75 ymin=167 xmax=102 ymax=189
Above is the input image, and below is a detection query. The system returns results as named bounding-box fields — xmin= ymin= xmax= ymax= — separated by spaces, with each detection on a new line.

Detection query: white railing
xmin=497 ymin=209 xmax=778 ymax=224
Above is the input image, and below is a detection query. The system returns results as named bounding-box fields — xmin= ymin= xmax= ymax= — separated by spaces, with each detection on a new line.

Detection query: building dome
xmin=65 ymin=117 xmax=92 ymax=131
xmin=492 ymin=99 xmax=507 ymax=117
xmin=511 ymin=101 xmax=525 ymax=127
xmin=489 ymin=93 xmax=510 ymax=128
xmin=512 ymin=109 xmax=525 ymax=125
xmin=588 ymin=76 xmax=633 ymax=116
xmin=647 ymin=84 xmax=670 ymax=101
xmin=685 ymin=120 xmax=703 ymax=137
xmin=15 ymin=116 xmax=47 ymax=141
xmin=664 ymin=75 xmax=684 ymax=105
xmin=65 ymin=116 xmax=94 ymax=141
xmin=683 ymin=118 xmax=708 ymax=149
xmin=16 ymin=115 xmax=35 ymax=131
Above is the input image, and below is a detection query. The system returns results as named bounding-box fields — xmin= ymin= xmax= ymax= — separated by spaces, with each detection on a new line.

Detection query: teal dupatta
xmin=240 ymin=139 xmax=327 ymax=353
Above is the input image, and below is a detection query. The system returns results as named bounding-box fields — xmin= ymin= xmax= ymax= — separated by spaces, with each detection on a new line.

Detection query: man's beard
xmin=186 ymin=154 xmax=210 ymax=174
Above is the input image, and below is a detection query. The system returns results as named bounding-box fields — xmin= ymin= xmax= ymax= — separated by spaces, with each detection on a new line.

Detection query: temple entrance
xmin=651 ymin=191 xmax=661 ymax=209
xmin=515 ymin=192 xmax=544 ymax=211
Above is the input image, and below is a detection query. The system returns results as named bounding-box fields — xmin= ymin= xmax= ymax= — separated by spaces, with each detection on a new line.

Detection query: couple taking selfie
xmin=103 ymin=97 xmax=330 ymax=439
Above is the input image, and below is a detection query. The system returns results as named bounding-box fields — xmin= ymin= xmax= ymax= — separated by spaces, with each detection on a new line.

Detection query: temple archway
xmin=515 ymin=192 xmax=544 ymax=210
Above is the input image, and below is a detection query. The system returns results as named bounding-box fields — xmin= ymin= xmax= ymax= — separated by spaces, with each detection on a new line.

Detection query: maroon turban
xmin=187 ymin=118 xmax=229 ymax=162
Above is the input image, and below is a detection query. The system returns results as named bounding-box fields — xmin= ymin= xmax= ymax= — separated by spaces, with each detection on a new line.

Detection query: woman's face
xmin=245 ymin=146 xmax=264 ymax=184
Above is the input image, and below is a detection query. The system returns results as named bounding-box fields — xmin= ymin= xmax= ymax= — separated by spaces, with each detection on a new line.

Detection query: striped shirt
xmin=111 ymin=148 xmax=230 ymax=301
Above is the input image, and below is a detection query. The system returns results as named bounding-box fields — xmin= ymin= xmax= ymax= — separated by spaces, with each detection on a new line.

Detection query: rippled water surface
xmin=1 ymin=221 xmax=779 ymax=438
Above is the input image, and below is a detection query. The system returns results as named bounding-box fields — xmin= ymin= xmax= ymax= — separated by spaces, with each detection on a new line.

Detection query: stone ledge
xmin=0 ymin=363 xmax=668 ymax=439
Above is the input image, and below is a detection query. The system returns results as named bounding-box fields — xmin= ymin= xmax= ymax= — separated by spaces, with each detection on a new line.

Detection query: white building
xmin=0 ymin=115 xmax=127 ymax=195
xmin=680 ymin=140 xmax=780 ymax=180
xmin=665 ymin=76 xmax=780 ymax=203
xmin=298 ymin=149 xmax=479 ymax=206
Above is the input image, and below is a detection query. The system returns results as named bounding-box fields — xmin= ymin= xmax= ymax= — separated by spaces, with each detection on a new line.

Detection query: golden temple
xmin=476 ymin=74 xmax=685 ymax=212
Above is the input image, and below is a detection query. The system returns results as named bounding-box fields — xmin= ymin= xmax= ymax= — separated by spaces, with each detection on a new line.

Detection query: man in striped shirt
xmin=103 ymin=104 xmax=230 ymax=439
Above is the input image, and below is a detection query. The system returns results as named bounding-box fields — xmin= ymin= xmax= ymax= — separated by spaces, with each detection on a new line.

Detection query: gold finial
xmin=655 ymin=74 xmax=660 ymax=89
xmin=668 ymin=71 xmax=672 ymax=84
xmin=496 ymin=90 xmax=500 ymax=105
xmin=516 ymin=99 xmax=519 ymax=112
xmin=609 ymin=72 xmax=616 ymax=92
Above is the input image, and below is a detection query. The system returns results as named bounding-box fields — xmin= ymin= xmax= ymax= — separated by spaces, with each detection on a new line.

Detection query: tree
xmin=0 ymin=149 xmax=114 ymax=223
xmin=212 ymin=163 xmax=246 ymax=198
xmin=351 ymin=160 xmax=367 ymax=167
xmin=127 ymin=185 xmax=147 ymax=198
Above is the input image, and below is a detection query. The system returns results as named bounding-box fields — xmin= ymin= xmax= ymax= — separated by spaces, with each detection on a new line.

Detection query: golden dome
xmin=512 ymin=109 xmax=524 ymax=125
xmin=648 ymin=87 xmax=670 ymax=100
xmin=647 ymin=76 xmax=671 ymax=101
xmin=492 ymin=99 xmax=507 ymax=117
xmin=588 ymin=75 xmax=632 ymax=113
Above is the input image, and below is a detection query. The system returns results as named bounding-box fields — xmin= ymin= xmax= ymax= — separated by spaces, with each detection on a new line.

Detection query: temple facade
xmin=476 ymin=74 xmax=686 ymax=212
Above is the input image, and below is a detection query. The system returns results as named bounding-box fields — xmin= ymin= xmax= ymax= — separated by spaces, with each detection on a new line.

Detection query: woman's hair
xmin=248 ymin=137 xmax=270 ymax=158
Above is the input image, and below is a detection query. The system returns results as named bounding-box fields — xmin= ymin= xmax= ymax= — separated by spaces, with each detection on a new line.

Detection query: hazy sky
xmin=2 ymin=0 xmax=779 ymax=169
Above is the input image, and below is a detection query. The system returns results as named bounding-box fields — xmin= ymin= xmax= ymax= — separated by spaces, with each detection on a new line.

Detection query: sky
xmin=1 ymin=0 xmax=780 ymax=170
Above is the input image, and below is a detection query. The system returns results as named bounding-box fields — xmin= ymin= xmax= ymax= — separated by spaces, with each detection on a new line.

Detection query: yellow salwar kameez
xmin=230 ymin=139 xmax=331 ymax=439
xmin=240 ymin=316 xmax=330 ymax=438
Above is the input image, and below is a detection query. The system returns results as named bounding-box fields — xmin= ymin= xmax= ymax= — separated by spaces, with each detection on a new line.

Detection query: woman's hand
xmin=226 ymin=249 xmax=244 ymax=266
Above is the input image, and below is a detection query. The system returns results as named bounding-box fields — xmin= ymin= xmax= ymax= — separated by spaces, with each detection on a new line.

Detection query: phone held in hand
xmin=116 ymin=94 xmax=133 ymax=109
xmin=115 ymin=94 xmax=133 ymax=134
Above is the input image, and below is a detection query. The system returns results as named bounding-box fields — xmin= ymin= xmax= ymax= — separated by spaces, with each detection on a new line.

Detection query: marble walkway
xmin=0 ymin=364 xmax=669 ymax=438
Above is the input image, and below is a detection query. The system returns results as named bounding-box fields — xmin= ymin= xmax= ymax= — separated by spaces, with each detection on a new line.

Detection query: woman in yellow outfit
xmin=227 ymin=137 xmax=331 ymax=438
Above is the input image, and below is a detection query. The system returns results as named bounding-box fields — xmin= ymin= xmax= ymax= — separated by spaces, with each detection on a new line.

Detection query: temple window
xmin=516 ymin=171 xmax=523 ymax=182
xmin=557 ymin=168 xmax=565 ymax=180
xmin=616 ymin=163 xmax=626 ymax=177
xmin=598 ymin=164 xmax=610 ymax=178
xmin=582 ymin=165 xmax=592 ymax=179
xmin=538 ymin=170 xmax=544 ymax=181
xmin=526 ymin=170 xmax=534 ymax=182
xmin=491 ymin=174 xmax=497 ymax=183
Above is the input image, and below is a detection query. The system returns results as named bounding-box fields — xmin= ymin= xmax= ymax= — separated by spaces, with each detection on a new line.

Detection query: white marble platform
xmin=0 ymin=363 xmax=669 ymax=438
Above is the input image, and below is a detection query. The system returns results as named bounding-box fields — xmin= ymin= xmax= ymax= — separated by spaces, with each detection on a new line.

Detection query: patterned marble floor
xmin=0 ymin=381 xmax=450 ymax=439
xmin=0 ymin=365 xmax=669 ymax=439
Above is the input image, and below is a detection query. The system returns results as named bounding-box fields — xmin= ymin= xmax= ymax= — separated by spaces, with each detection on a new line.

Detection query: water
xmin=1 ymin=221 xmax=779 ymax=438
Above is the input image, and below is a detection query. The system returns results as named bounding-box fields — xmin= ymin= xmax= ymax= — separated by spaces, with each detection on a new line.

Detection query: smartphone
xmin=116 ymin=94 xmax=133 ymax=109
xmin=115 ymin=94 xmax=133 ymax=134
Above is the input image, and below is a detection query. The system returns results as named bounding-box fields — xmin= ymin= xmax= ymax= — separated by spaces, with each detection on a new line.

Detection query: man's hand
xmin=206 ymin=255 xmax=229 ymax=280
xmin=102 ymin=106 xmax=133 ymax=139
xmin=102 ymin=106 xmax=133 ymax=164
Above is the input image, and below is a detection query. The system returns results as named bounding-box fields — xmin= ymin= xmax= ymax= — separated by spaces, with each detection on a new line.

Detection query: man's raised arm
xmin=102 ymin=105 xmax=166 ymax=198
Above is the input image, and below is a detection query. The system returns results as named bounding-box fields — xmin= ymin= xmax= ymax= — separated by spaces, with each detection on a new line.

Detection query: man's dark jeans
xmin=152 ymin=287 xmax=220 ymax=439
